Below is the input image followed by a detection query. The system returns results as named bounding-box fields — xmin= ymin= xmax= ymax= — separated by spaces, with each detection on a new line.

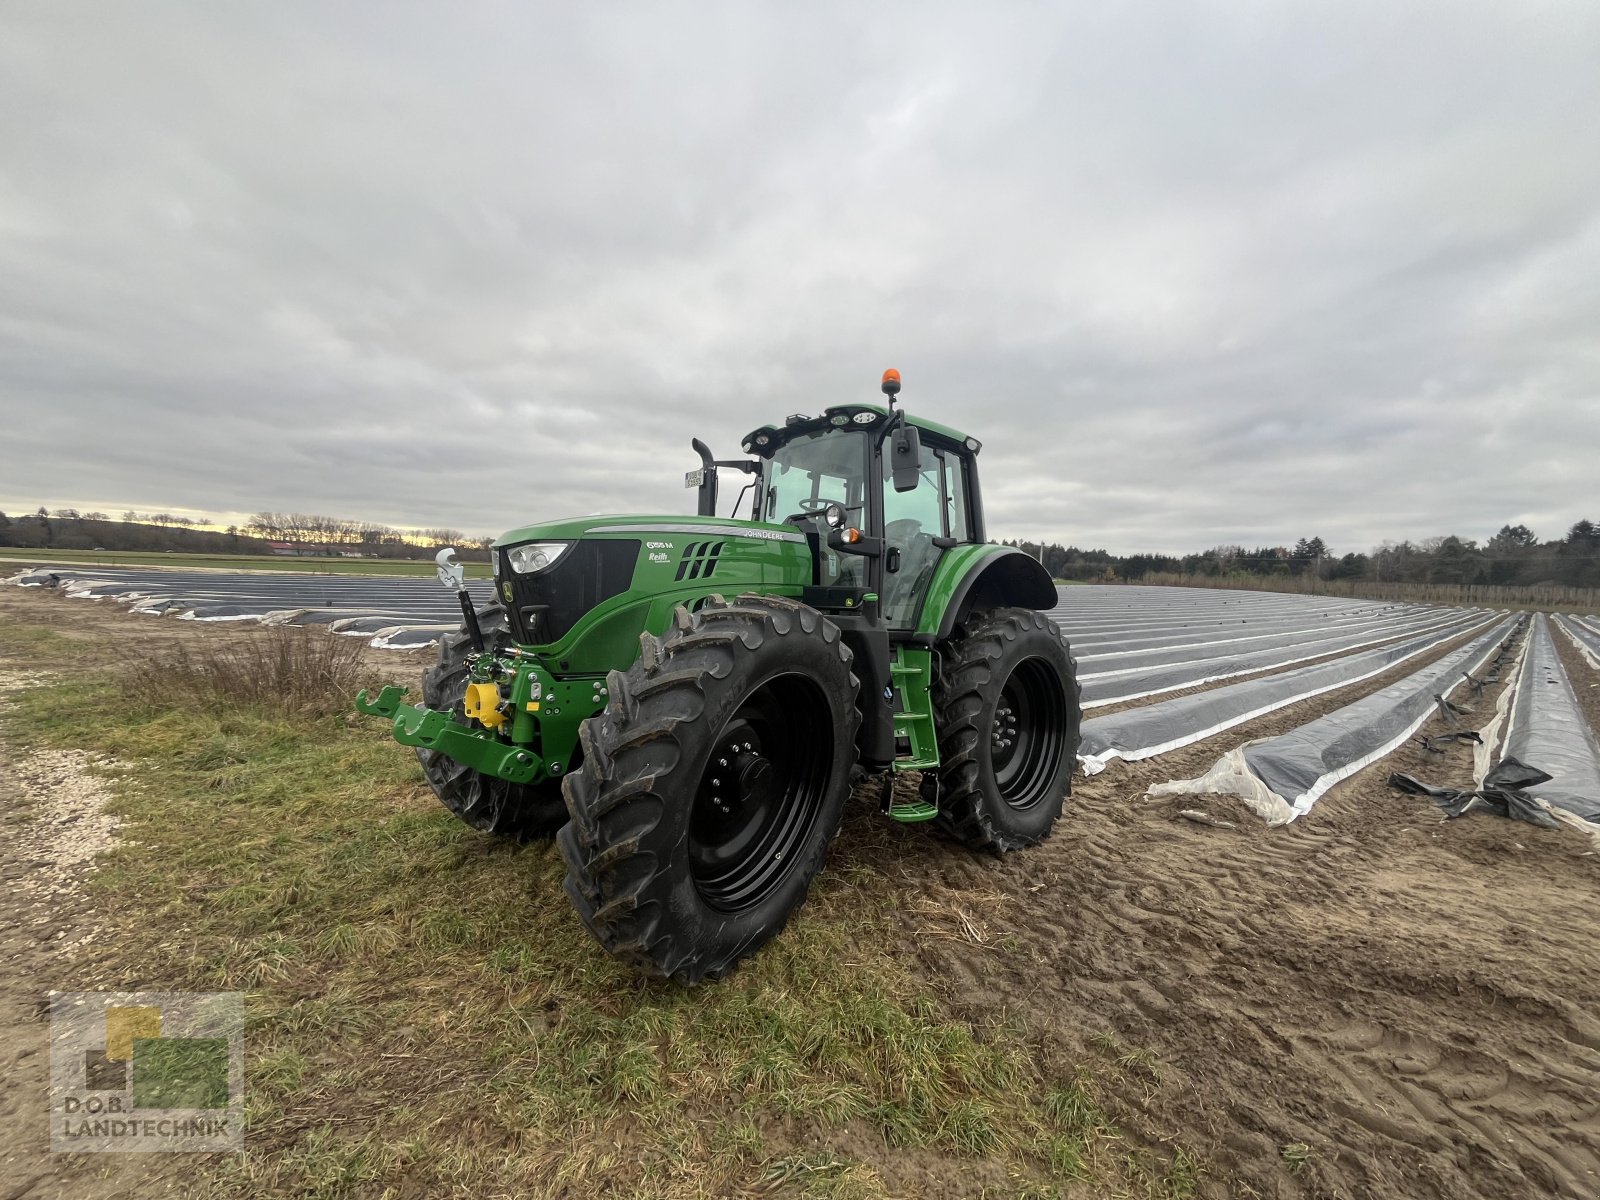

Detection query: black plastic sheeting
xmin=1148 ymin=616 xmax=1518 ymax=824
xmin=1390 ymin=758 xmax=1561 ymax=828
xmin=1392 ymin=615 xmax=1600 ymax=828
xmin=1080 ymin=608 xmax=1485 ymax=708
xmin=1078 ymin=611 xmax=1501 ymax=773
xmin=1498 ymin=614 xmax=1600 ymax=821
xmin=1253 ymin=617 xmax=1520 ymax=818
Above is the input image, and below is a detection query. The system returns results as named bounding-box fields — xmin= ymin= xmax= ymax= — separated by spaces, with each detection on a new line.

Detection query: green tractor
xmin=358 ymin=370 xmax=1081 ymax=982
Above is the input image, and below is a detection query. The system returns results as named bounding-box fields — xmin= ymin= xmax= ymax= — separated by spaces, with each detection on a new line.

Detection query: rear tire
xmin=559 ymin=594 xmax=859 ymax=983
xmin=417 ymin=602 xmax=569 ymax=839
xmin=925 ymin=608 xmax=1080 ymax=854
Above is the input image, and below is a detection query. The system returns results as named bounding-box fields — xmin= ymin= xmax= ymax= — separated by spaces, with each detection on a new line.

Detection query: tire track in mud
xmin=873 ymin=620 xmax=1600 ymax=1200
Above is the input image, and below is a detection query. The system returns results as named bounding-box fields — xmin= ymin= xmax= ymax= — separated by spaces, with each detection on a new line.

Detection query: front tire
xmin=417 ymin=603 xmax=569 ymax=839
xmin=559 ymin=594 xmax=859 ymax=983
xmin=926 ymin=608 xmax=1080 ymax=854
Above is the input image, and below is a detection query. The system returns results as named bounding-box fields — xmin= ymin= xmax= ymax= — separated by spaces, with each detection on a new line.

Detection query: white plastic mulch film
xmin=1145 ymin=616 xmax=1518 ymax=825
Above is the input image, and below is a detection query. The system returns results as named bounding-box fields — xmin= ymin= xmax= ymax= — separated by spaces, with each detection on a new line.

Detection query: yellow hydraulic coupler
xmin=463 ymin=682 xmax=507 ymax=730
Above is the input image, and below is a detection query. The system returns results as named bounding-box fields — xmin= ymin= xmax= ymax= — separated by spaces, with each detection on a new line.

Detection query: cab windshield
xmin=761 ymin=429 xmax=869 ymax=588
xmin=760 ymin=430 xmax=868 ymax=525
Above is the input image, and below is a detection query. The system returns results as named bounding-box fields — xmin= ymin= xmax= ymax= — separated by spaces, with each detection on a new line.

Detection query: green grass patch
xmin=0 ymin=620 xmax=99 ymax=661
xmin=131 ymin=1037 xmax=232 ymax=1109
xmin=2 ymin=619 xmax=1197 ymax=1198
xmin=0 ymin=547 xmax=491 ymax=577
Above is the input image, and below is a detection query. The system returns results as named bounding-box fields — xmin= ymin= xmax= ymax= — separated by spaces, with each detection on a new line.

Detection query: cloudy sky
xmin=2 ymin=3 xmax=1596 ymax=554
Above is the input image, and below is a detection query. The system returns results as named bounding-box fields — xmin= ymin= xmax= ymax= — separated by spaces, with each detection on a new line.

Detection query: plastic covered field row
xmin=1065 ymin=603 xmax=1448 ymax=660
xmin=1077 ymin=611 xmax=1503 ymax=774
xmin=1045 ymin=588 xmax=1369 ymax=610
xmin=1079 ymin=606 xmax=1469 ymax=681
xmin=1079 ymin=608 xmax=1488 ymax=708
xmin=1144 ymin=616 xmax=1520 ymax=824
xmin=1045 ymin=601 xmax=1387 ymax=633
xmin=1557 ymin=614 xmax=1600 ymax=670
xmin=4 ymin=565 xmax=479 ymax=600
xmin=1497 ymin=615 xmax=1600 ymax=821
xmin=3 ymin=568 xmax=484 ymax=649
xmin=1043 ymin=593 xmax=1395 ymax=640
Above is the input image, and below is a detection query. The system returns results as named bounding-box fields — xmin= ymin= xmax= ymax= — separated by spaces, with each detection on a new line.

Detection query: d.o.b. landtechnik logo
xmin=49 ymin=991 xmax=243 ymax=1153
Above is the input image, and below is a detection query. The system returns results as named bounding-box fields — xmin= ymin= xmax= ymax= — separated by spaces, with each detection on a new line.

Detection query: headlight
xmin=507 ymin=541 xmax=570 ymax=574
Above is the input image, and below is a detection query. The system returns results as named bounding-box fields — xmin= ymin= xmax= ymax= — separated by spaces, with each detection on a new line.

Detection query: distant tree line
xmin=7 ymin=503 xmax=1596 ymax=587
xmin=0 ymin=507 xmax=494 ymax=561
xmin=241 ymin=512 xmax=485 ymax=555
xmin=1005 ymin=520 xmax=1600 ymax=590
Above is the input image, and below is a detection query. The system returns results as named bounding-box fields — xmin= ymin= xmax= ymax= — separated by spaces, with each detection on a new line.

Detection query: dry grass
xmin=1 ymin=616 xmax=1198 ymax=1199
xmin=122 ymin=627 xmax=382 ymax=718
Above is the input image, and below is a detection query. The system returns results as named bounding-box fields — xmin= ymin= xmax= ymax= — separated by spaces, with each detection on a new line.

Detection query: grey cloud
xmin=2 ymin=2 xmax=1597 ymax=553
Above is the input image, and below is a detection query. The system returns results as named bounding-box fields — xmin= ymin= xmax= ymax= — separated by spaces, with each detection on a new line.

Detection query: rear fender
xmin=914 ymin=546 xmax=1056 ymax=641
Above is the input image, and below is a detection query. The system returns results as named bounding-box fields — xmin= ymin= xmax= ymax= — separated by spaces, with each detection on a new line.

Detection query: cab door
xmin=879 ymin=443 xmax=972 ymax=628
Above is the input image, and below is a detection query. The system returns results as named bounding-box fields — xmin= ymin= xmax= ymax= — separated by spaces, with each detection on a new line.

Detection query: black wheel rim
xmin=688 ymin=672 xmax=834 ymax=913
xmin=989 ymin=657 xmax=1068 ymax=811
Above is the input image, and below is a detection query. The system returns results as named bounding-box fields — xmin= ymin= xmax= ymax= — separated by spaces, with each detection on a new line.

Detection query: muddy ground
xmin=889 ymin=625 xmax=1600 ymax=1199
xmin=3 ymin=585 xmax=1599 ymax=1199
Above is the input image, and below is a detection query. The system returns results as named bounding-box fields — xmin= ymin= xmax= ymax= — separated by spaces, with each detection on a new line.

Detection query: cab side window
xmin=943 ymin=453 xmax=972 ymax=543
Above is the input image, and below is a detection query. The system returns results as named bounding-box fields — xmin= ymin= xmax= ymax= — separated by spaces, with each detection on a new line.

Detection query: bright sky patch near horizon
xmin=1 ymin=3 xmax=1596 ymax=555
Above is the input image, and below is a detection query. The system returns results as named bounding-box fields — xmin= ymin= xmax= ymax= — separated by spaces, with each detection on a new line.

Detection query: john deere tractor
xmin=358 ymin=371 xmax=1081 ymax=982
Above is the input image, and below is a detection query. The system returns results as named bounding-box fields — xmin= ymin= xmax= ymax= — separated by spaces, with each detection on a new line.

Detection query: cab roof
xmin=741 ymin=403 xmax=978 ymax=458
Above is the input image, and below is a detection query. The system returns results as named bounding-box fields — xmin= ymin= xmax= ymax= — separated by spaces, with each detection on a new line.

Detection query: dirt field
xmin=4 ymin=584 xmax=1599 ymax=1198
xmin=888 ymin=634 xmax=1600 ymax=1199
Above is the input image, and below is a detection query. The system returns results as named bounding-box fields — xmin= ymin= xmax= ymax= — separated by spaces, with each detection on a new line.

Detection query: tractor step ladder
xmin=887 ymin=651 xmax=940 ymax=823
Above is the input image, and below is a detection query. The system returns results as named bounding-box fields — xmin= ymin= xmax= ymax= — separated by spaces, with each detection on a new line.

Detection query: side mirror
xmin=890 ymin=421 xmax=922 ymax=493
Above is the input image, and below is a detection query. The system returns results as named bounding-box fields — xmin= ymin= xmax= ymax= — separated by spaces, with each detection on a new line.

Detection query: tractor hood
xmin=493 ymin=513 xmax=805 ymax=549
xmin=489 ymin=514 xmax=812 ymax=661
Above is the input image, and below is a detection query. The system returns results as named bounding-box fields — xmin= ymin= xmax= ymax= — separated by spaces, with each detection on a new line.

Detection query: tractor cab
xmin=694 ymin=370 xmax=987 ymax=632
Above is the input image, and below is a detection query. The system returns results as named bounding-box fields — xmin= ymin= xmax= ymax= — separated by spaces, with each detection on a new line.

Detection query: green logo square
xmin=131 ymin=1037 xmax=231 ymax=1110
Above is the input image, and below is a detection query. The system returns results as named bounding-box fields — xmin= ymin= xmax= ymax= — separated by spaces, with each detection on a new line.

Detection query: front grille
xmin=500 ymin=540 xmax=638 ymax=645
